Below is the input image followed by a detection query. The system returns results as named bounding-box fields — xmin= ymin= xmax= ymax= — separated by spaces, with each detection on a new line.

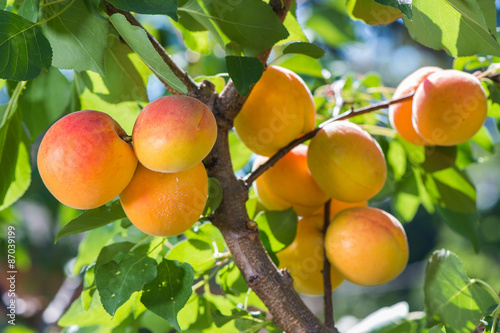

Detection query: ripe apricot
xmin=307 ymin=121 xmax=387 ymax=203
xmin=277 ymin=216 xmax=344 ymax=295
xmin=347 ymin=0 xmax=402 ymax=25
xmin=132 ymin=96 xmax=217 ymax=173
xmin=37 ymin=110 xmax=137 ymax=209
xmin=389 ymin=66 xmax=442 ymax=146
xmin=253 ymin=145 xmax=329 ymax=216
xmin=234 ymin=66 xmax=316 ymax=156
xmin=325 ymin=207 xmax=408 ymax=286
xmin=119 ymin=163 xmax=208 ymax=237
xmin=412 ymin=70 xmax=488 ymax=146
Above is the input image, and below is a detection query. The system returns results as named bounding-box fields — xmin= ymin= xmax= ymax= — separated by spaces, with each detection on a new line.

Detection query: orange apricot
xmin=119 ymin=163 xmax=208 ymax=237
xmin=253 ymin=145 xmax=329 ymax=216
xmin=412 ymin=70 xmax=488 ymax=146
xmin=37 ymin=110 xmax=137 ymax=209
xmin=307 ymin=121 xmax=387 ymax=203
xmin=132 ymin=96 xmax=217 ymax=173
xmin=234 ymin=66 xmax=316 ymax=156
xmin=277 ymin=216 xmax=344 ymax=295
xmin=389 ymin=66 xmax=442 ymax=145
xmin=325 ymin=207 xmax=408 ymax=286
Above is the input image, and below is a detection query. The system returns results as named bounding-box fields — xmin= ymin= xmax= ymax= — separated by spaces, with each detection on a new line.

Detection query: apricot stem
xmin=243 ymin=91 xmax=415 ymax=187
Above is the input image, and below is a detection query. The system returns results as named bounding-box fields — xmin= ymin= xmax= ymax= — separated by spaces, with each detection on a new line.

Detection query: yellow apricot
xmin=412 ymin=70 xmax=488 ymax=146
xmin=234 ymin=66 xmax=316 ymax=156
xmin=37 ymin=110 xmax=137 ymax=209
xmin=132 ymin=96 xmax=217 ymax=173
xmin=389 ymin=66 xmax=442 ymax=146
xmin=253 ymin=145 xmax=329 ymax=216
xmin=277 ymin=216 xmax=344 ymax=295
xmin=307 ymin=121 xmax=387 ymax=203
xmin=119 ymin=163 xmax=208 ymax=237
xmin=347 ymin=0 xmax=402 ymax=25
xmin=325 ymin=207 xmax=408 ymax=286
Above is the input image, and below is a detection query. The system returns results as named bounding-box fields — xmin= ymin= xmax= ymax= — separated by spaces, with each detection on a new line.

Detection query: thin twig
xmin=103 ymin=1 xmax=198 ymax=95
xmin=322 ymin=199 xmax=335 ymax=329
xmin=243 ymin=91 xmax=415 ymax=186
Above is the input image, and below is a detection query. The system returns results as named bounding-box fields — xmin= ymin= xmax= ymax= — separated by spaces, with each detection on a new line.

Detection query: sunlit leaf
xmin=282 ymin=42 xmax=325 ymax=59
xmin=403 ymin=0 xmax=500 ymax=57
xmin=255 ymin=208 xmax=297 ymax=253
xmin=109 ymin=13 xmax=187 ymax=94
xmin=41 ymin=0 xmax=107 ymax=75
xmin=425 ymin=249 xmax=498 ymax=333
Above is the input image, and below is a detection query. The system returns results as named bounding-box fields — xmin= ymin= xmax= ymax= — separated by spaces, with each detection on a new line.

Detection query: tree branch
xmin=243 ymin=91 xmax=415 ymax=187
xmin=103 ymin=1 xmax=198 ymax=95
xmin=322 ymin=199 xmax=337 ymax=330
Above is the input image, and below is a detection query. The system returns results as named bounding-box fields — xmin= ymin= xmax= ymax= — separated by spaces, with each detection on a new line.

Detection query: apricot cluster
xmin=38 ymin=96 xmax=216 ymax=237
xmin=389 ymin=67 xmax=487 ymax=146
xmin=239 ymin=66 xmax=407 ymax=294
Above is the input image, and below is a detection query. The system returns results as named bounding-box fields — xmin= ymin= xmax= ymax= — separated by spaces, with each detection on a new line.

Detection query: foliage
xmin=1 ymin=0 xmax=500 ymax=332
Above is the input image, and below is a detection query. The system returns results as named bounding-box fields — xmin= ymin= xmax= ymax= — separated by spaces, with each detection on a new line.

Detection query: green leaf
xmin=306 ymin=3 xmax=354 ymax=47
xmin=18 ymin=67 xmax=70 ymax=141
xmin=41 ymin=0 xmax=107 ymax=75
xmin=184 ymin=223 xmax=226 ymax=252
xmin=141 ymin=259 xmax=194 ymax=331
xmin=55 ymin=200 xmax=126 ymax=242
xmin=0 ymin=0 xmax=5 ymax=9
xmin=95 ymin=251 xmax=157 ymax=315
xmin=402 ymin=0 xmax=500 ymax=57
xmin=194 ymin=75 xmax=226 ymax=93
xmin=425 ymin=249 xmax=499 ymax=333
xmin=0 ymin=82 xmax=31 ymax=212
xmin=225 ymin=56 xmax=264 ymax=96
xmin=375 ymin=0 xmax=412 ymax=18
xmin=177 ymin=0 xmax=225 ymax=46
xmin=228 ymin=130 xmax=253 ymax=171
xmin=388 ymin=140 xmax=407 ymax=181
xmin=201 ymin=0 xmax=289 ymax=56
xmin=282 ymin=42 xmax=325 ymax=59
xmin=203 ymin=178 xmax=223 ymax=216
xmin=95 ymin=242 xmax=135 ymax=268
xmin=83 ymin=34 xmax=149 ymax=104
xmin=106 ymin=0 xmax=178 ymax=20
xmin=18 ymin=0 xmax=40 ymax=22
xmin=73 ymin=222 xmax=122 ymax=274
xmin=423 ymin=167 xmax=479 ymax=250
xmin=0 ymin=11 xmax=52 ymax=81
xmin=109 ymin=13 xmax=187 ymax=94
xmin=272 ymin=54 xmax=324 ymax=78
xmin=391 ymin=174 xmax=420 ymax=223
xmin=58 ymin=291 xmax=136 ymax=328
xmin=255 ymin=208 xmax=297 ymax=253
xmin=167 ymin=238 xmax=215 ymax=274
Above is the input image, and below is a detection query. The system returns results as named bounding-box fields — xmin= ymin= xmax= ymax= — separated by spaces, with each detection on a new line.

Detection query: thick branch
xmin=103 ymin=1 xmax=198 ymax=95
xmin=206 ymin=127 xmax=332 ymax=333
xmin=244 ymin=91 xmax=415 ymax=186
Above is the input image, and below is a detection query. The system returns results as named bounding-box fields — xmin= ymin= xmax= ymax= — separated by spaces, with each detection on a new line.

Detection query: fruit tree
xmin=1 ymin=0 xmax=500 ymax=332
